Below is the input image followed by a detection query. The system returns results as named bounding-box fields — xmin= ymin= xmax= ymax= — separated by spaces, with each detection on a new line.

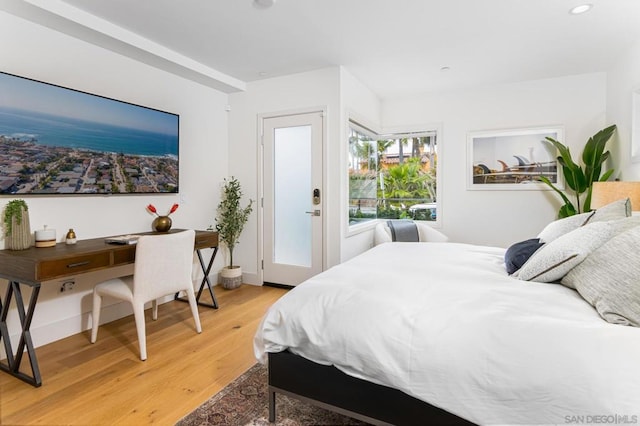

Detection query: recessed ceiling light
xmin=569 ymin=4 xmax=593 ymax=15
xmin=253 ymin=0 xmax=276 ymax=8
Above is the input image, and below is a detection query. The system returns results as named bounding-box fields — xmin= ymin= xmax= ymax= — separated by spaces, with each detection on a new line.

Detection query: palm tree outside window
xmin=348 ymin=120 xmax=438 ymax=227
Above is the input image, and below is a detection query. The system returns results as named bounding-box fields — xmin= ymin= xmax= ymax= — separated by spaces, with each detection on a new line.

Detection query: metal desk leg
xmin=175 ymin=247 xmax=219 ymax=309
xmin=0 ymin=280 xmax=42 ymax=387
xmin=194 ymin=247 xmax=219 ymax=308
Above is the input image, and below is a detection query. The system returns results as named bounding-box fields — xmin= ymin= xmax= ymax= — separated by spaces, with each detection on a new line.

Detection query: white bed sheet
xmin=254 ymin=242 xmax=640 ymax=425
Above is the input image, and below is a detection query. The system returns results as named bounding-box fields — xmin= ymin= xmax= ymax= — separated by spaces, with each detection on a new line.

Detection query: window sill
xmin=346 ymin=219 xmax=377 ymax=237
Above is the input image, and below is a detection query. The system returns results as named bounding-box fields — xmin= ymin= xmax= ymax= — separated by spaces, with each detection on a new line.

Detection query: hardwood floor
xmin=0 ymin=284 xmax=288 ymax=425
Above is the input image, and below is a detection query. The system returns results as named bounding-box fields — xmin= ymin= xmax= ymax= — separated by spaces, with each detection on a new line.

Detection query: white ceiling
xmin=6 ymin=0 xmax=640 ymax=99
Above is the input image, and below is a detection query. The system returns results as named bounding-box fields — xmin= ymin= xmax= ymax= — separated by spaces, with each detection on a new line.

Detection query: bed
xmin=254 ymin=201 xmax=640 ymax=425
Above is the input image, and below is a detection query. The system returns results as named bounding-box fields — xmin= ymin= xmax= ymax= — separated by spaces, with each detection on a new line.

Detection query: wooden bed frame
xmin=268 ymin=351 xmax=475 ymax=425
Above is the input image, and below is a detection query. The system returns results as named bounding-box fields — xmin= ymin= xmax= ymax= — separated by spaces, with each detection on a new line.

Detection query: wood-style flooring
xmin=0 ymin=284 xmax=288 ymax=425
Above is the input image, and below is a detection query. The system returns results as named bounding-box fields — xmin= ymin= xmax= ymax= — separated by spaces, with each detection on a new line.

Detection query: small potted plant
xmin=215 ymin=177 xmax=253 ymax=289
xmin=3 ymin=199 xmax=31 ymax=250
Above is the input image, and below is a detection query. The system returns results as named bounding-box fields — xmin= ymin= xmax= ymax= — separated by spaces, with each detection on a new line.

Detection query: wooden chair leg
xmin=132 ymin=303 xmax=147 ymax=361
xmin=185 ymin=288 xmax=202 ymax=333
xmin=90 ymin=292 xmax=102 ymax=343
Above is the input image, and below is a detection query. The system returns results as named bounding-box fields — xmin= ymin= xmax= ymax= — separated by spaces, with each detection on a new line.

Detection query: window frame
xmin=346 ymin=117 xmax=442 ymax=235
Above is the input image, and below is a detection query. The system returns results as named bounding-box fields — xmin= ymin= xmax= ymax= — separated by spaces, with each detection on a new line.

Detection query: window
xmin=348 ymin=121 xmax=438 ymax=227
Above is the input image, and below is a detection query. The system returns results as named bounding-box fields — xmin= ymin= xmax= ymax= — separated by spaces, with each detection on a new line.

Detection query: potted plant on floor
xmin=2 ymin=199 xmax=32 ymax=250
xmin=215 ymin=177 xmax=254 ymax=289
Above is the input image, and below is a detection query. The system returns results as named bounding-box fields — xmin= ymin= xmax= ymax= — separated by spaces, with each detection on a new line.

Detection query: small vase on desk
xmin=152 ymin=216 xmax=172 ymax=232
xmin=65 ymin=229 xmax=77 ymax=245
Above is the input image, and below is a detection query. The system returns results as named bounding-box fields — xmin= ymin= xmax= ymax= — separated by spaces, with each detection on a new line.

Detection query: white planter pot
xmin=220 ymin=266 xmax=242 ymax=290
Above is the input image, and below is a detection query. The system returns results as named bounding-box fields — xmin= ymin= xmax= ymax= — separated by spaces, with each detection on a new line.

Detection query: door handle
xmin=305 ymin=210 xmax=321 ymax=216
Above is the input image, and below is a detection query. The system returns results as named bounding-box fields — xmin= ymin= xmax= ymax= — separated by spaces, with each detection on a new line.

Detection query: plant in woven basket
xmin=215 ymin=177 xmax=253 ymax=268
xmin=215 ymin=177 xmax=253 ymax=289
xmin=2 ymin=199 xmax=31 ymax=250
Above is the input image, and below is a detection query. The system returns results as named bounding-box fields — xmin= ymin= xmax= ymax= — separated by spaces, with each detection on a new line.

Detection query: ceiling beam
xmin=0 ymin=0 xmax=246 ymax=93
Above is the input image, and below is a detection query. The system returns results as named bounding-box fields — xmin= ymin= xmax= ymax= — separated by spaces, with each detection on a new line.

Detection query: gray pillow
xmin=562 ymin=225 xmax=640 ymax=326
xmin=522 ymin=216 xmax=640 ymax=283
xmin=589 ymin=197 xmax=632 ymax=222
xmin=519 ymin=221 xmax=616 ymax=282
xmin=536 ymin=198 xmax=630 ymax=244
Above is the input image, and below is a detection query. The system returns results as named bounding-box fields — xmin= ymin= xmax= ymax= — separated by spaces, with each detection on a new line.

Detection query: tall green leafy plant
xmin=539 ymin=124 xmax=617 ymax=218
xmin=215 ymin=177 xmax=253 ymax=268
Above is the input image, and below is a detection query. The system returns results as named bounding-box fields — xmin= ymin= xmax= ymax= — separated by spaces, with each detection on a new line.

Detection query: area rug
xmin=176 ymin=363 xmax=369 ymax=426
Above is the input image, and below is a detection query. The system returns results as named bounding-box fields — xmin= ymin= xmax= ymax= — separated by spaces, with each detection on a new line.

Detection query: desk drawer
xmin=38 ymin=252 xmax=111 ymax=280
xmin=113 ymin=247 xmax=136 ymax=266
xmin=195 ymin=232 xmax=218 ymax=249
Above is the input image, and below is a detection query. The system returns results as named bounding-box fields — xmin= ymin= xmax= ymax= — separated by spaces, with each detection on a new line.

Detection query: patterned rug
xmin=176 ymin=363 xmax=369 ymax=426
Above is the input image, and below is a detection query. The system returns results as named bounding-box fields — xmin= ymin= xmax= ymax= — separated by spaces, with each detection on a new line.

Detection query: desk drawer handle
xmin=67 ymin=261 xmax=90 ymax=268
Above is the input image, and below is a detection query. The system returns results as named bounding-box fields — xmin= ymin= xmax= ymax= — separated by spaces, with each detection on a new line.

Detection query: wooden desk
xmin=0 ymin=229 xmax=218 ymax=387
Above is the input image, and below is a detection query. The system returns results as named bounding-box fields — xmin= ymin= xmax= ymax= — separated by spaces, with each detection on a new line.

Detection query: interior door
xmin=262 ymin=111 xmax=323 ymax=286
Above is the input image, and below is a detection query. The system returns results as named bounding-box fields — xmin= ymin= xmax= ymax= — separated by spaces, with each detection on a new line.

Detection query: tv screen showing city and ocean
xmin=0 ymin=71 xmax=179 ymax=195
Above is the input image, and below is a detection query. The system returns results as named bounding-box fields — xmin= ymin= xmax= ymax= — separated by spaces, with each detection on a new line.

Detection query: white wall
xmin=227 ymin=67 xmax=385 ymax=270
xmin=228 ymin=68 xmax=342 ymax=277
xmin=0 ymin=8 xmax=621 ymax=352
xmin=0 ymin=11 xmax=229 ymax=349
xmin=339 ymin=68 xmax=383 ymax=262
xmin=383 ymin=73 xmax=608 ymax=247
xmin=606 ymin=40 xmax=640 ymax=180
xmin=229 ymin=68 xmax=609 ymax=271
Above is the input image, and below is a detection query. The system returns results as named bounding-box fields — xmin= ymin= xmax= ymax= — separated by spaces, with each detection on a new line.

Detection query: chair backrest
xmin=132 ymin=229 xmax=196 ymax=300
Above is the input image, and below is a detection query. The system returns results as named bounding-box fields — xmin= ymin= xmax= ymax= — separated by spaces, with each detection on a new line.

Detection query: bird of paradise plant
xmin=538 ymin=124 xmax=617 ymax=218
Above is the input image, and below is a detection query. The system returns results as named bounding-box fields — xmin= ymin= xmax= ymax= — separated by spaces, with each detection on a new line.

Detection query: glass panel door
xmin=273 ymin=125 xmax=312 ymax=267
xmin=262 ymin=112 xmax=323 ymax=286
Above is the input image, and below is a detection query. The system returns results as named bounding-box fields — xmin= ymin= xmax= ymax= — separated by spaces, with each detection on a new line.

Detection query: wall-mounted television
xmin=0 ymin=71 xmax=179 ymax=195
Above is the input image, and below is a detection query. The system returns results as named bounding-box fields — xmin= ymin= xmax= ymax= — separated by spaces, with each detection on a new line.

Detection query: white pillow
xmin=417 ymin=223 xmax=449 ymax=243
xmin=374 ymin=222 xmax=392 ymax=245
xmin=536 ymin=212 xmax=593 ymax=244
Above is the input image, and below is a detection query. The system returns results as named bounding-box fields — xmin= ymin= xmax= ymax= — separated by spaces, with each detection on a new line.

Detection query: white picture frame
xmin=467 ymin=126 xmax=564 ymax=191
xmin=631 ymin=88 xmax=640 ymax=163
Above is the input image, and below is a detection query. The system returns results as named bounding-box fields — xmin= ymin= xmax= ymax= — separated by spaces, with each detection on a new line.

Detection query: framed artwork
xmin=467 ymin=126 xmax=563 ymax=190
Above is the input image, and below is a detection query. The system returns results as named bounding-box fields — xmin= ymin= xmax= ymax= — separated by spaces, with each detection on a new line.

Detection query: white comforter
xmin=254 ymin=242 xmax=640 ymax=425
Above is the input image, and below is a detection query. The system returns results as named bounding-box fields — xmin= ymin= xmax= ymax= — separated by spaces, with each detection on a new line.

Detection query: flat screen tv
xmin=0 ymin=71 xmax=179 ymax=195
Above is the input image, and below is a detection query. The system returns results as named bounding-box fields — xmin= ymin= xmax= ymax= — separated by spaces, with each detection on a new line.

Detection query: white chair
xmin=91 ymin=229 xmax=201 ymax=360
xmin=374 ymin=220 xmax=449 ymax=246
